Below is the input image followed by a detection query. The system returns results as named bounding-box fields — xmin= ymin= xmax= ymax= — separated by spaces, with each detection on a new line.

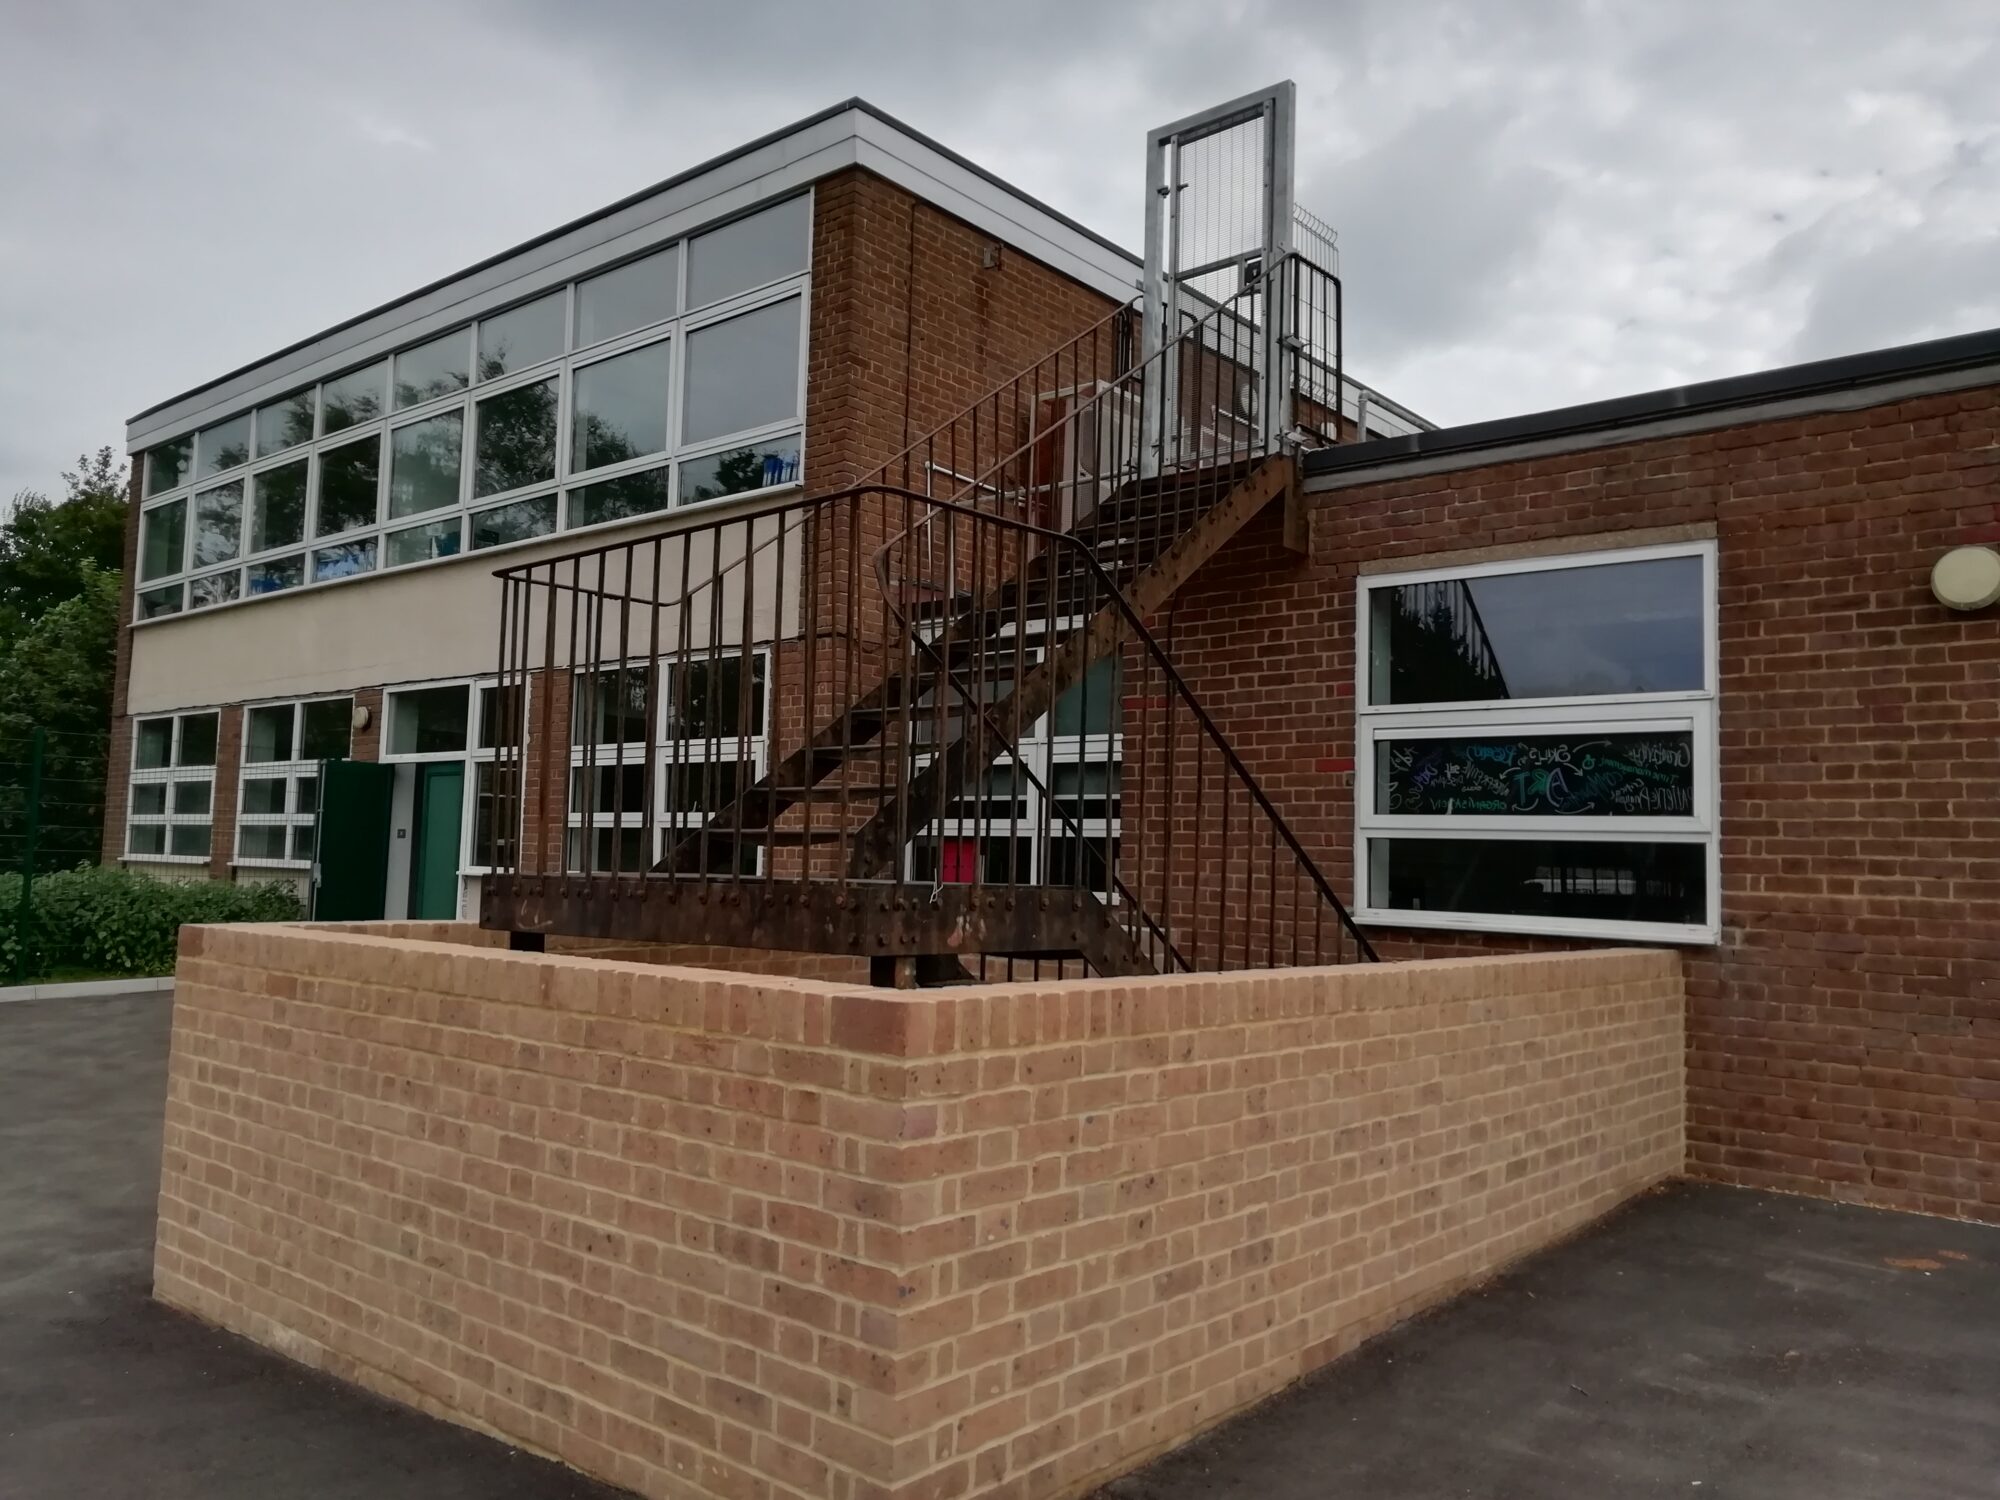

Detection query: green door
xmin=311 ymin=759 xmax=394 ymax=921
xmin=410 ymin=762 xmax=466 ymax=921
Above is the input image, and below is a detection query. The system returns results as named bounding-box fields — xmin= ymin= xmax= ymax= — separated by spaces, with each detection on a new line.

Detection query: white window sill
xmin=1355 ymin=906 xmax=1719 ymax=948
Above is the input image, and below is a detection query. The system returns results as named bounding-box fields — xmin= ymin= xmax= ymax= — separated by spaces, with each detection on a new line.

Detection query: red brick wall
xmin=1161 ymin=382 xmax=2000 ymax=1221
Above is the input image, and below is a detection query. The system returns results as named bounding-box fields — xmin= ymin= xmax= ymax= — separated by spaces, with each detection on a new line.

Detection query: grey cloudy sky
xmin=4 ymin=0 xmax=1998 ymax=502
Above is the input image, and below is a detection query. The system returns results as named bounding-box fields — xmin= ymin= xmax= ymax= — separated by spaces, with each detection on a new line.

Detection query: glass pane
xmin=297 ymin=774 xmax=319 ymax=811
xmin=472 ymin=763 xmax=515 ymax=869
xmin=312 ymin=538 xmax=376 ymax=581
xmin=1368 ymin=555 xmax=1705 ymax=705
xmin=245 ymin=706 xmax=294 ymax=763
xmin=571 ymin=341 xmax=670 ymax=473
xmin=1376 ymin=731 xmax=1696 ymax=818
xmin=316 ymin=436 xmax=380 ymax=536
xmin=247 ymin=554 xmax=305 ymax=596
xmin=660 ymin=759 xmax=742 ymax=815
xmin=394 ymin=327 xmax=470 ymax=408
xmin=302 ymin=699 xmax=352 ymax=760
xmin=250 ymin=460 xmax=308 ymax=552
xmin=137 ymin=584 xmax=182 ymax=619
xmin=145 ymin=437 xmax=191 ymax=497
xmin=291 ymin=824 xmax=317 ymax=862
xmin=473 ymin=378 xmax=558 ymax=497
xmin=140 ymin=500 xmax=186 ymax=581
xmin=127 ymin=823 xmax=167 ymax=856
xmin=389 ymin=684 xmax=470 ymax=755
xmin=321 ymin=361 xmax=386 ymax=434
xmin=196 ymin=413 xmax=253 ymax=479
xmin=170 ymin=823 xmax=212 ymax=859
xmin=677 ymin=438 xmax=801 ymax=504
xmin=567 ymin=824 xmax=647 ymax=874
xmin=666 ymin=653 xmax=765 ymax=738
xmin=470 ymin=495 xmax=556 ymax=550
xmin=477 ymin=683 xmax=523 ymax=749
xmin=173 ymin=582 xmax=226 ymax=629
xmin=385 ymin=516 xmax=463 ymax=568
xmin=238 ymin=824 xmax=288 ymax=862
xmin=686 ymin=196 xmax=809 ymax=310
xmin=172 ymin=780 xmax=212 ymax=817
xmin=388 ymin=410 xmax=463 ymax=520
xmin=682 ymin=299 xmax=801 ymax=444
xmin=1051 ymin=656 xmax=1121 ymax=738
xmin=477 ymin=293 xmax=563 ymax=380
xmin=178 ymin=713 xmax=219 ymax=767
xmin=192 ymin=482 xmax=243 ymax=567
xmin=572 ymin=761 xmax=648 ymax=816
xmin=131 ymin=783 xmax=168 ymax=816
xmin=569 ymin=467 xmax=670 ymax=529
xmin=1048 ymin=836 xmax=1118 ymax=890
xmin=573 ymin=668 xmax=650 ymax=744
xmin=241 ymin=777 xmax=288 ymax=816
xmin=1050 ymin=763 xmax=1120 ymax=819
xmin=1368 ymin=837 xmax=1707 ymax=927
xmin=576 ymin=245 xmax=679 ymax=347
xmin=134 ymin=719 xmax=173 ymax=770
xmin=255 ymin=391 xmax=315 ymax=457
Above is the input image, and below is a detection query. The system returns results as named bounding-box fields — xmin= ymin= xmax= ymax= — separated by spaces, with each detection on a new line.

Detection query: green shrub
xmin=0 ymin=864 xmax=303 ymax=981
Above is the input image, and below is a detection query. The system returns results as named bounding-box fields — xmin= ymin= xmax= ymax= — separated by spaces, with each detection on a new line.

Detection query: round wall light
xmin=352 ymin=704 xmax=373 ymax=732
xmin=1931 ymin=545 xmax=2000 ymax=612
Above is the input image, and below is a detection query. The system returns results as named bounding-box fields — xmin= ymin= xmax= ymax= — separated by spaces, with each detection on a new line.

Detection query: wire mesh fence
xmin=0 ymin=722 xmax=110 ymax=978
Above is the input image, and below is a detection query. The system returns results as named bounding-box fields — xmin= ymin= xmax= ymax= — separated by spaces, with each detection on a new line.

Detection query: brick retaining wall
xmin=157 ymin=926 xmax=1682 ymax=1499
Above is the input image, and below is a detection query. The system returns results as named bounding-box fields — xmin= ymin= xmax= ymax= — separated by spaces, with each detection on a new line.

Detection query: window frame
xmin=233 ymin=694 xmax=355 ymax=870
xmin=380 ymin=678 xmax=528 ymax=878
xmin=125 ymin=710 xmax=220 ymax=864
xmin=131 ymin=192 xmax=813 ymax=627
xmin=1352 ymin=539 xmax=1721 ymax=946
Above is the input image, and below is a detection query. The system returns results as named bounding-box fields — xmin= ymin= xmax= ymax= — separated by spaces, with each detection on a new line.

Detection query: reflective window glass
xmin=250 ymin=460 xmax=307 ymax=552
xmin=247 ymin=555 xmax=304 ymax=595
xmin=477 ymin=293 xmax=563 ymax=380
xmin=191 ymin=481 xmax=242 ymax=567
xmin=682 ymin=299 xmax=800 ymax=444
xmin=569 ymin=467 xmax=671 ymax=529
xmin=255 ymin=391 xmax=316 ymax=456
xmin=572 ymin=341 xmax=670 ymax=473
xmin=144 ymin=437 xmax=192 ymax=497
xmin=686 ymin=197 xmax=809 ymax=310
xmin=576 ymin=246 xmax=679 ymax=347
xmin=677 ymin=438 xmax=800 ymax=504
xmin=473 ymin=378 xmax=558 ymax=497
xmin=1367 ymin=555 xmax=1706 ymax=705
xmin=1368 ymin=837 xmax=1707 ymax=927
xmin=394 ymin=328 xmax=470 ymax=409
xmin=471 ymin=495 xmax=556 ymax=550
xmin=302 ymin=699 xmax=353 ymax=759
xmin=196 ymin=413 xmax=252 ymax=479
xmin=388 ymin=410 xmax=463 ymax=520
xmin=140 ymin=500 xmax=186 ymax=581
xmin=312 ymin=537 xmax=376 ymax=581
xmin=321 ymin=361 xmax=386 ymax=434
xmin=316 ymin=436 xmax=379 ymax=536
xmin=385 ymin=516 xmax=463 ymax=568
xmin=189 ymin=571 xmax=241 ymax=610
xmin=389 ymin=684 xmax=470 ymax=755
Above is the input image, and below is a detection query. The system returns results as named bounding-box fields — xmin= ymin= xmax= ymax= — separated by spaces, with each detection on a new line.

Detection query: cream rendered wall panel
xmin=126 ymin=504 xmax=805 ymax=715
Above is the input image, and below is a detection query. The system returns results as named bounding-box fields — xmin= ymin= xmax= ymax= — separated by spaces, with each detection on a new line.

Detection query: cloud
xmin=1 ymin=0 xmax=1997 ymax=501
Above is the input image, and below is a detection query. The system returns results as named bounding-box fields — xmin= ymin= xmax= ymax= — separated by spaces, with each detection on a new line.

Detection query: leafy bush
xmin=0 ymin=864 xmax=302 ymax=981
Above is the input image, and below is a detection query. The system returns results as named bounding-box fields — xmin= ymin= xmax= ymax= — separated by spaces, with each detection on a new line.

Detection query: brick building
xmin=107 ymin=96 xmax=1417 ymax=920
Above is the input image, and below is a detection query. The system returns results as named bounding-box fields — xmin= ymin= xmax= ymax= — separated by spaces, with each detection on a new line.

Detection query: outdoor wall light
xmin=1930 ymin=545 xmax=2000 ymax=612
xmin=352 ymin=704 xmax=373 ymax=732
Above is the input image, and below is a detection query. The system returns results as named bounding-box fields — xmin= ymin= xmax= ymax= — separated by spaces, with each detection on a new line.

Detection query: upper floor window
xmin=131 ymin=193 xmax=811 ymax=624
xmin=1354 ymin=542 xmax=1718 ymax=944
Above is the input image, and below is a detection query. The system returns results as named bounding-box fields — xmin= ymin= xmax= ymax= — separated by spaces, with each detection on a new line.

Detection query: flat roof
xmin=1304 ymin=322 xmax=2000 ymax=480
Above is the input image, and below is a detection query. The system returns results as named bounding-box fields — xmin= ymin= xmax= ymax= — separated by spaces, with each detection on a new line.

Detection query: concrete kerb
xmin=0 ymin=975 xmax=175 ymax=1005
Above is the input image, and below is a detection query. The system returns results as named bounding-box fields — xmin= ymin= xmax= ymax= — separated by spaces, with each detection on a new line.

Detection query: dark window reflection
xmin=666 ymin=653 xmax=766 ymax=738
xmin=251 ymin=461 xmax=308 ymax=552
xmin=197 ymin=413 xmax=252 ymax=478
xmin=1377 ymin=731 xmax=1695 ymax=817
xmin=478 ymin=293 xmax=563 ymax=380
xmin=316 ymin=437 xmax=380 ymax=535
xmin=677 ymin=439 xmax=800 ymax=504
xmin=471 ymin=495 xmax=556 ymax=550
xmin=474 ymin=378 xmax=558 ymax=497
xmin=388 ymin=410 xmax=463 ymax=520
xmin=682 ymin=299 xmax=800 ymax=444
xmin=394 ymin=328 xmax=470 ymax=408
xmin=256 ymin=391 xmax=316 ymax=457
xmin=1371 ymin=837 xmax=1706 ymax=926
xmin=1370 ymin=556 xmax=1704 ymax=704
xmin=145 ymin=437 xmax=192 ymax=497
xmin=570 ymin=467 xmax=670 ymax=529
xmin=321 ymin=361 xmax=386 ymax=434
xmin=573 ymin=342 xmax=670 ymax=473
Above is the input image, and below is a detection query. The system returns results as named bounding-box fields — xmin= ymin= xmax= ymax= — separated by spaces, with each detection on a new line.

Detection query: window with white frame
xmin=567 ymin=651 xmax=769 ymax=874
xmin=381 ymin=680 xmax=526 ymax=873
xmin=1353 ymin=541 xmax=1719 ymax=943
xmin=235 ymin=696 xmax=354 ymax=866
xmin=126 ymin=710 xmax=220 ymax=860
xmin=906 ymin=635 xmax=1123 ymax=891
xmin=131 ymin=193 xmax=810 ymax=622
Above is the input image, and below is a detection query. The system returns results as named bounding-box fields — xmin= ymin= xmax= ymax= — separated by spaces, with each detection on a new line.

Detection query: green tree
xmin=0 ymin=568 xmax=120 ymax=873
xmin=0 ymin=447 xmax=128 ymax=648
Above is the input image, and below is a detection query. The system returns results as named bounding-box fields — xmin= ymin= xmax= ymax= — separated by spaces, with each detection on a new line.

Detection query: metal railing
xmin=482 ymin=252 xmax=1371 ymax=972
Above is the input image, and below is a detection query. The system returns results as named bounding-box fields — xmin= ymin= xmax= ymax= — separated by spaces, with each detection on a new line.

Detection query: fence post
xmin=14 ymin=726 xmax=44 ymax=983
